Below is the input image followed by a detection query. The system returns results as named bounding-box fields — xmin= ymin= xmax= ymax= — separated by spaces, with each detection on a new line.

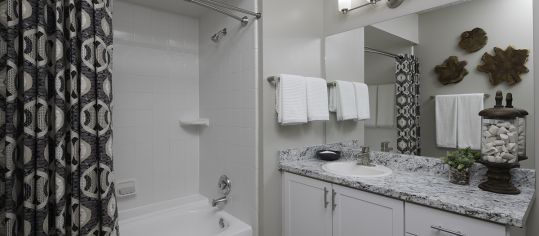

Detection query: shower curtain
xmin=0 ymin=0 xmax=118 ymax=235
xmin=395 ymin=55 xmax=421 ymax=155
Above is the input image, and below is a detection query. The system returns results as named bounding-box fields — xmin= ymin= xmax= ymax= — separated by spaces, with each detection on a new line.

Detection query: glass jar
xmin=481 ymin=118 xmax=519 ymax=163
xmin=479 ymin=92 xmax=526 ymax=164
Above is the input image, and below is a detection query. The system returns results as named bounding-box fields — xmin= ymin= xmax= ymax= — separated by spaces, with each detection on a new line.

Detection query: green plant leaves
xmin=442 ymin=147 xmax=481 ymax=171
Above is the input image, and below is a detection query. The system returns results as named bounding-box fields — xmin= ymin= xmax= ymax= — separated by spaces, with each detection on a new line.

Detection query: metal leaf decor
xmin=477 ymin=46 xmax=529 ymax=86
xmin=458 ymin=28 xmax=488 ymax=53
xmin=435 ymin=56 xmax=468 ymax=85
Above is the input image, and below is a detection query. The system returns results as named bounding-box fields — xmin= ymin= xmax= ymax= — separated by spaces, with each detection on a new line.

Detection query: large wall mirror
xmin=324 ymin=0 xmax=535 ymax=169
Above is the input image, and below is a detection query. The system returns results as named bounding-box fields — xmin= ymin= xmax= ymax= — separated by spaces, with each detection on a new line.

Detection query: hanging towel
xmin=435 ymin=95 xmax=458 ymax=148
xmin=376 ymin=83 xmax=395 ymax=127
xmin=305 ymin=77 xmax=329 ymax=121
xmin=329 ymin=86 xmax=337 ymax=112
xmin=353 ymin=82 xmax=370 ymax=120
xmin=457 ymin=94 xmax=484 ymax=150
xmin=365 ymin=85 xmax=378 ymax=127
xmin=334 ymin=81 xmax=358 ymax=121
xmin=276 ymin=74 xmax=308 ymax=125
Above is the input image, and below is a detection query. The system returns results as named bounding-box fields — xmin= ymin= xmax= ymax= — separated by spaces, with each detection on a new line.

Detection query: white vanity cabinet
xmin=283 ymin=172 xmax=513 ymax=236
xmin=283 ymin=173 xmax=404 ymax=236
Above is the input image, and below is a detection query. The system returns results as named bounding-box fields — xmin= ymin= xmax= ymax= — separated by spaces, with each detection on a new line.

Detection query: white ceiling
xmin=119 ymin=0 xmax=209 ymax=17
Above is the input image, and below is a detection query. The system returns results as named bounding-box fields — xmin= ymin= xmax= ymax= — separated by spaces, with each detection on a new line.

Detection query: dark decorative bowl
xmin=316 ymin=150 xmax=342 ymax=161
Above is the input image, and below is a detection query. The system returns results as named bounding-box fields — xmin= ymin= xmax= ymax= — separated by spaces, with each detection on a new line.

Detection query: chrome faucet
xmin=381 ymin=141 xmax=393 ymax=152
xmin=212 ymin=175 xmax=231 ymax=208
xmin=355 ymin=146 xmax=373 ymax=166
xmin=212 ymin=196 xmax=228 ymax=207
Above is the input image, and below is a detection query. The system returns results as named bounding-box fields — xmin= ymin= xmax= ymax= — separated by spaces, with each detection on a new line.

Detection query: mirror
xmin=324 ymin=0 xmax=535 ymax=168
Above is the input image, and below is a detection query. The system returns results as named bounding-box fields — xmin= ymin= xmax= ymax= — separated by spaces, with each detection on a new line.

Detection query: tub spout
xmin=211 ymin=196 xmax=228 ymax=207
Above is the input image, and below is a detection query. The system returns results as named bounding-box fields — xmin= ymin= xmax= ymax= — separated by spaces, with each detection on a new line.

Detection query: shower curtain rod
xmin=365 ymin=47 xmax=401 ymax=59
xmin=185 ymin=0 xmax=261 ymax=26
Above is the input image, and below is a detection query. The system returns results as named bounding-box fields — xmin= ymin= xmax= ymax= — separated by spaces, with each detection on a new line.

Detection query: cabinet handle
xmin=430 ymin=225 xmax=466 ymax=236
xmin=331 ymin=189 xmax=337 ymax=211
xmin=323 ymin=187 xmax=329 ymax=208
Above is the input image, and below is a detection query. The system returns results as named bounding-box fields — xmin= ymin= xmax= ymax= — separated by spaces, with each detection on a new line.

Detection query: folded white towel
xmin=376 ymin=83 xmax=395 ymax=127
xmin=305 ymin=77 xmax=329 ymax=121
xmin=276 ymin=74 xmax=308 ymax=125
xmin=354 ymin=82 xmax=370 ymax=120
xmin=435 ymin=95 xmax=458 ymax=148
xmin=365 ymin=85 xmax=378 ymax=127
xmin=457 ymin=94 xmax=484 ymax=150
xmin=335 ymin=81 xmax=358 ymax=121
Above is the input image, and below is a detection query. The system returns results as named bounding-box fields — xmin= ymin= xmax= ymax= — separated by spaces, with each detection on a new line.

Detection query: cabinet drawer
xmin=405 ymin=203 xmax=506 ymax=236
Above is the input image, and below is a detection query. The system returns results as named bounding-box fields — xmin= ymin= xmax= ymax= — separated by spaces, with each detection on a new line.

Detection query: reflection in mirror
xmin=324 ymin=0 xmax=534 ymax=169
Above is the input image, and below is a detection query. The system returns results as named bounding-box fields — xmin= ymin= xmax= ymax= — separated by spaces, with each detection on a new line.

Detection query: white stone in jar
xmin=488 ymin=125 xmax=499 ymax=135
xmin=502 ymin=153 xmax=516 ymax=160
xmin=493 ymin=140 xmax=505 ymax=146
xmin=498 ymin=127 xmax=508 ymax=135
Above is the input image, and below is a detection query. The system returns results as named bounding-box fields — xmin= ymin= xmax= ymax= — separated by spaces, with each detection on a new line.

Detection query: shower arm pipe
xmin=196 ymin=0 xmax=261 ymax=19
xmin=186 ymin=0 xmax=249 ymax=26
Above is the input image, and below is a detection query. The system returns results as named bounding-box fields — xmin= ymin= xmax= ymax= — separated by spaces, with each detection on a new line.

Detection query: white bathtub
xmin=119 ymin=195 xmax=252 ymax=236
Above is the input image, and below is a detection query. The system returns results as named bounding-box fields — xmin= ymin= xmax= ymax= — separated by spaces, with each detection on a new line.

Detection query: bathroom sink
xmin=322 ymin=161 xmax=392 ymax=178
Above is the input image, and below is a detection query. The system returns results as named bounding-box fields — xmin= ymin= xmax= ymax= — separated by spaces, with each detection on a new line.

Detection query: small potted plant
xmin=442 ymin=147 xmax=481 ymax=185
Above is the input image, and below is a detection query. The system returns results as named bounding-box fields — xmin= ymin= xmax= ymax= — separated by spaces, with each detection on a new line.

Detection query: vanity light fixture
xmin=339 ymin=0 xmax=405 ymax=14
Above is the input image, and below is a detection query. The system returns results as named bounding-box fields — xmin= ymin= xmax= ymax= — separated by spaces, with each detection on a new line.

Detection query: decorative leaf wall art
xmin=477 ymin=46 xmax=529 ymax=86
xmin=435 ymin=56 xmax=469 ymax=85
xmin=458 ymin=28 xmax=488 ymax=53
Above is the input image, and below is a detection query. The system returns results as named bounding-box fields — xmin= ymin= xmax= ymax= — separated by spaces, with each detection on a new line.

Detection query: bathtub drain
xmin=219 ymin=218 xmax=225 ymax=229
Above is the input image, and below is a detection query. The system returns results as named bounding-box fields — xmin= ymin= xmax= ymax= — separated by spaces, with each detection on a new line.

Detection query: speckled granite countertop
xmin=278 ymin=141 xmax=536 ymax=227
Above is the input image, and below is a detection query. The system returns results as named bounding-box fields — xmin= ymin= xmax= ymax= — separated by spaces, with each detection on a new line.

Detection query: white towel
xmin=334 ymin=81 xmax=358 ymax=121
xmin=457 ymin=94 xmax=484 ymax=150
xmin=276 ymin=74 xmax=308 ymax=125
xmin=354 ymin=82 xmax=370 ymax=120
xmin=435 ymin=95 xmax=458 ymax=148
xmin=376 ymin=84 xmax=395 ymax=127
xmin=329 ymin=86 xmax=337 ymax=112
xmin=305 ymin=77 xmax=329 ymax=121
xmin=365 ymin=85 xmax=378 ymax=127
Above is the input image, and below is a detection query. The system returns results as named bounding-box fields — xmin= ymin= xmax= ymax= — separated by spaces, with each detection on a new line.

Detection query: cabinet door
xmin=283 ymin=173 xmax=333 ymax=236
xmin=332 ymin=184 xmax=404 ymax=236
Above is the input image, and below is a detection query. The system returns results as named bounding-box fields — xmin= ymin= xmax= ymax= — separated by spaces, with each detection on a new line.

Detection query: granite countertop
xmin=278 ymin=141 xmax=536 ymax=227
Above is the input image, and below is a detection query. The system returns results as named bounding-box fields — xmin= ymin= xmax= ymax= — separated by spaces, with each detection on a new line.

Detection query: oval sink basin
xmin=322 ymin=161 xmax=392 ymax=178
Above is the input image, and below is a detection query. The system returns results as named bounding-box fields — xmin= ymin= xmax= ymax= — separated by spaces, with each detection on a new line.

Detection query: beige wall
xmin=416 ymin=0 xmax=535 ymax=168
xmin=259 ymin=0 xmax=325 ymax=235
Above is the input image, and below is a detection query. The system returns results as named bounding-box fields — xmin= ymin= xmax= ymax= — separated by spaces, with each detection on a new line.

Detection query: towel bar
xmin=429 ymin=94 xmax=490 ymax=100
xmin=267 ymin=76 xmax=336 ymax=87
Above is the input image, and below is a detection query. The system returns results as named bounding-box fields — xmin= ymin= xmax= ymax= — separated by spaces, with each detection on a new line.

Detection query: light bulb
xmin=338 ymin=0 xmax=352 ymax=13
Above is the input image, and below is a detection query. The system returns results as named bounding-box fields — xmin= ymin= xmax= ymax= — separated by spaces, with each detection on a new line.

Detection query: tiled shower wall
xmin=113 ymin=1 xmax=200 ymax=211
xmin=198 ymin=0 xmax=258 ymax=232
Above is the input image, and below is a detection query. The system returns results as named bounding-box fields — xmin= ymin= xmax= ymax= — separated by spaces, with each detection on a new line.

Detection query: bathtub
xmin=119 ymin=195 xmax=252 ymax=236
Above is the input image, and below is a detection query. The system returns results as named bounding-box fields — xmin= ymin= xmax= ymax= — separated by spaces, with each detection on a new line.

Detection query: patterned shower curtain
xmin=395 ymin=55 xmax=421 ymax=155
xmin=0 ymin=0 xmax=118 ymax=235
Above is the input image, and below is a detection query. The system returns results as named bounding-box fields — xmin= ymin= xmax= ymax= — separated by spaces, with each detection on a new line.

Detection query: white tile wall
xmin=198 ymin=0 xmax=258 ymax=233
xmin=113 ymin=1 xmax=200 ymax=211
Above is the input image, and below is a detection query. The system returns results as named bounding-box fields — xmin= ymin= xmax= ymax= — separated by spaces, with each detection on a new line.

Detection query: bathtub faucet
xmin=211 ymin=196 xmax=228 ymax=207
